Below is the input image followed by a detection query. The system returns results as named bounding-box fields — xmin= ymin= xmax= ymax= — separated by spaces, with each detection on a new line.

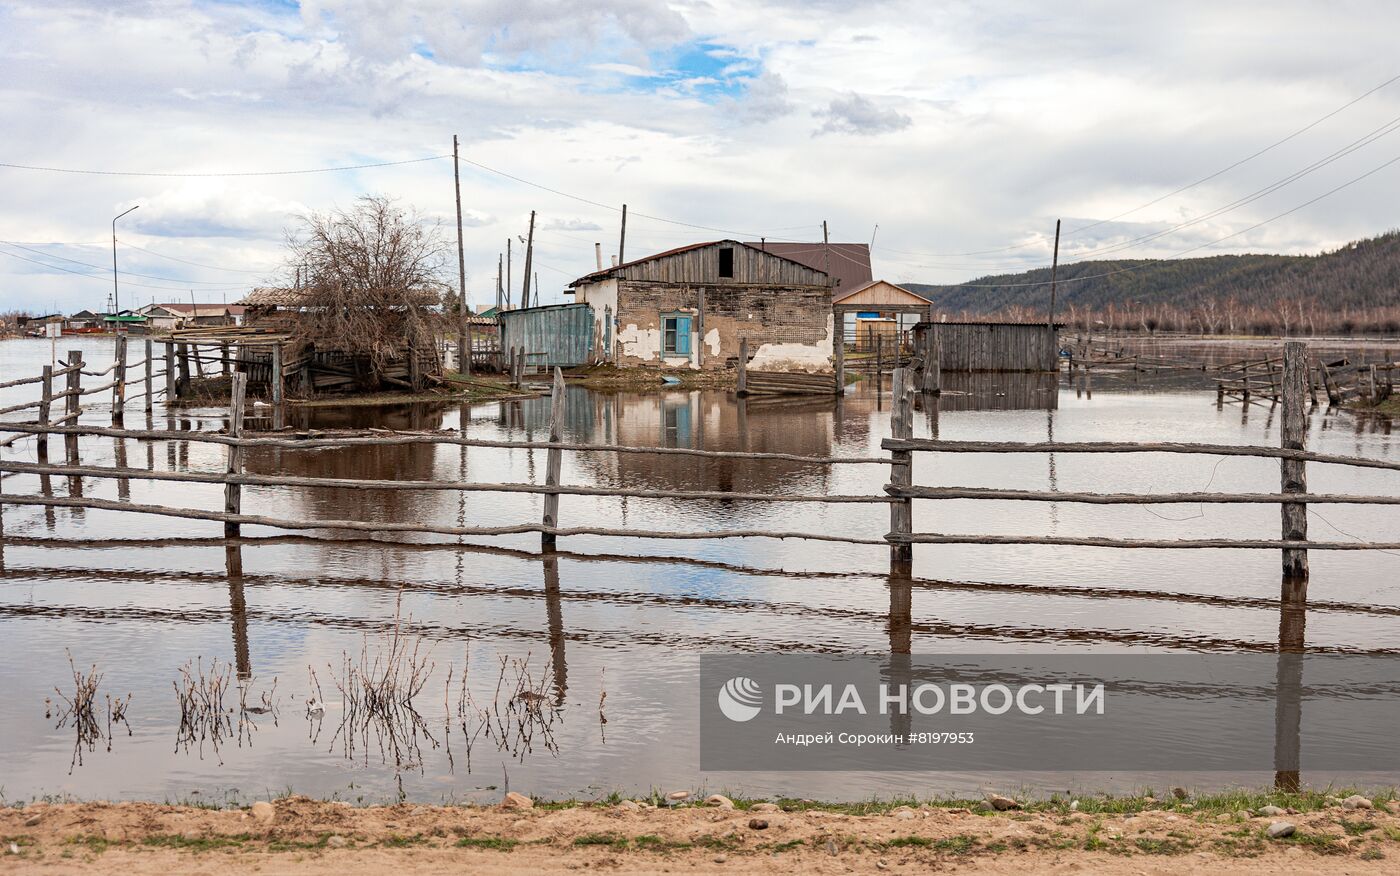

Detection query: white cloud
xmin=812 ymin=92 xmax=911 ymax=136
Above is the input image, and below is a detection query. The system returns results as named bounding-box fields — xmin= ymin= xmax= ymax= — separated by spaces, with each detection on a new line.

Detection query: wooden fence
xmin=1 ymin=342 xmax=1398 ymax=619
xmin=1216 ymin=355 xmax=1396 ymax=407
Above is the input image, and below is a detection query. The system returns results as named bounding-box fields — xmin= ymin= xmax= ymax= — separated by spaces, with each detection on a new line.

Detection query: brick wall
xmin=615 ymin=281 xmax=832 ymax=370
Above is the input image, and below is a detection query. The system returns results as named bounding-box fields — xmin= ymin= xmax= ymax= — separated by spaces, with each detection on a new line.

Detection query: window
xmin=662 ymin=313 xmax=692 ymax=356
xmin=718 ymin=246 xmax=735 ymax=279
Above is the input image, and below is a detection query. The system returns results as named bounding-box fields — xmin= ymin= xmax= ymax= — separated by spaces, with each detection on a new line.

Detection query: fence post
xmin=38 ymin=365 xmax=52 ymax=459
xmin=832 ymin=334 xmax=844 ymax=394
xmin=112 ymin=334 xmax=127 ymax=424
xmin=737 ymin=337 xmax=748 ymax=395
xmin=64 ymin=349 xmax=82 ymax=468
xmin=889 ymin=367 xmax=914 ymax=572
xmin=1320 ymin=362 xmax=1340 ymax=405
xmin=1280 ymin=341 xmax=1308 ymax=604
xmin=225 ymin=372 xmax=247 ymax=539
xmin=164 ymin=341 xmax=176 ymax=403
xmin=541 ymin=367 xmax=566 ymax=552
xmin=270 ymin=343 xmax=284 ymax=405
xmin=1241 ymin=361 xmax=1251 ymax=401
xmin=144 ymin=339 xmax=154 ymax=413
xmin=176 ymin=343 xmax=191 ymax=398
xmin=921 ymin=323 xmax=941 ymax=395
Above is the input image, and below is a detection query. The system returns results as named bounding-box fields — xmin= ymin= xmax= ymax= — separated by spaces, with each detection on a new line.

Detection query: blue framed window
xmin=662 ymin=313 xmax=692 ymax=356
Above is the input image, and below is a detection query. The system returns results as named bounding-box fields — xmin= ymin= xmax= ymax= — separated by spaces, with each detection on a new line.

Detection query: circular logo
xmin=717 ymin=676 xmax=763 ymax=722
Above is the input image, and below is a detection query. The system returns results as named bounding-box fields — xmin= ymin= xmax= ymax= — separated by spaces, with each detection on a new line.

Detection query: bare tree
xmin=283 ymin=195 xmax=450 ymax=376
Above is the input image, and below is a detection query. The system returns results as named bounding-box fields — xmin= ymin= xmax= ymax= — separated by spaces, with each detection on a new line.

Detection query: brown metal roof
xmin=743 ymin=242 xmax=871 ymax=294
xmin=569 ymin=239 xmax=832 ymax=287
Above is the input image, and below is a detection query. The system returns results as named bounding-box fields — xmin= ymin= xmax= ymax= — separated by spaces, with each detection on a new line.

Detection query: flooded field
xmin=2 ymin=336 xmax=1399 ymax=805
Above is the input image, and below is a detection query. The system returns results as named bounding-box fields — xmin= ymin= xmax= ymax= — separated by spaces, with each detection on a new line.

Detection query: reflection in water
xmin=1275 ymin=605 xmax=1307 ymax=792
xmin=226 ymin=543 xmax=250 ymax=679
xmin=47 ymin=657 xmax=132 ymax=774
xmin=543 ymin=553 xmax=568 ymax=707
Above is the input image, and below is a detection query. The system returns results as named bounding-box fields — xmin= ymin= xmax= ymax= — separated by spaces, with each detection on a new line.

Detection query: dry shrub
xmin=283 ymin=194 xmax=450 ymax=376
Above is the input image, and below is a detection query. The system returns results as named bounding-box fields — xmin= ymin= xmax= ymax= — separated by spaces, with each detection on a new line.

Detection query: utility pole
xmin=506 ymin=239 xmax=512 ymax=309
xmin=452 ymin=135 xmax=469 ymax=374
xmin=497 ymin=253 xmax=504 ymax=310
xmin=521 ymin=210 xmax=536 ymax=309
xmin=1047 ymin=219 xmax=1062 ymax=372
xmin=111 ymin=204 xmax=140 ymax=331
xmin=822 ymin=219 xmax=831 ymax=284
xmin=618 ymin=204 xmax=627 ymax=264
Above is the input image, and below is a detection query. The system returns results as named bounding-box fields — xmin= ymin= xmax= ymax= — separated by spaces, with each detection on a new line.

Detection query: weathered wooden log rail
xmin=1214 ymin=355 xmax=1397 ymax=407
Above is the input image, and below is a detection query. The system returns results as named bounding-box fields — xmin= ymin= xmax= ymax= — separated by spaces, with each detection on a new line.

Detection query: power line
xmin=0 ymin=248 xmax=248 ymax=292
xmin=1061 ymin=111 xmax=1400 ymax=261
xmin=454 ymin=154 xmax=797 ymax=239
xmin=876 ymin=70 xmax=1400 ymax=260
xmin=119 ymin=241 xmax=276 ymax=274
xmin=0 ymin=240 xmax=257 ymax=285
xmin=934 ymin=148 xmax=1400 ymax=289
xmin=0 ymin=155 xmax=449 ymax=177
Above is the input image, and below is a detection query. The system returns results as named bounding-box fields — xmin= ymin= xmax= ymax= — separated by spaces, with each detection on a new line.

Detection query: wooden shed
xmin=913 ymin=321 xmax=1062 ymax=372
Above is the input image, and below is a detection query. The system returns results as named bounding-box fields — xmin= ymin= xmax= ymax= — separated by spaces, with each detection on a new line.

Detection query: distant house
xmin=137 ymin=302 xmax=244 ymax=329
xmin=67 ymin=310 xmax=102 ymax=329
xmin=567 ymin=240 xmax=836 ymax=372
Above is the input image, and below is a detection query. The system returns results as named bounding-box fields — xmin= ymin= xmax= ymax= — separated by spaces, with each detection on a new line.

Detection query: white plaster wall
xmin=747 ymin=315 xmax=835 ymax=372
xmin=573 ymin=278 xmax=618 ymax=359
xmin=703 ymin=327 xmax=721 ymax=356
xmin=617 ymin=323 xmax=661 ymax=361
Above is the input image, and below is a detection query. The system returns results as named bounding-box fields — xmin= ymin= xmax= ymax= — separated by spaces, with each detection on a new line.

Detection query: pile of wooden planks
xmin=738 ymin=370 xmax=838 ymax=396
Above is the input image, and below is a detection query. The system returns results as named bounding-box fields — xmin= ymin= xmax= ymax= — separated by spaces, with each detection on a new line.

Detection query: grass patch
xmin=454 ymin=836 xmax=518 ymax=851
xmin=64 ymin=835 xmax=114 ymax=853
xmin=1340 ymin=820 xmax=1377 ymax=836
xmin=378 ymin=834 xmax=428 ymax=848
xmin=760 ymin=839 xmax=805 ymax=854
xmin=1132 ymin=837 xmax=1193 ymax=855
xmin=632 ymin=834 xmax=692 ymax=852
xmin=1275 ymin=831 xmax=1347 ymax=854
xmin=572 ymin=832 xmax=629 ymax=851
xmin=142 ymin=833 xmax=249 ymax=851
xmin=694 ymin=833 xmax=744 ymax=852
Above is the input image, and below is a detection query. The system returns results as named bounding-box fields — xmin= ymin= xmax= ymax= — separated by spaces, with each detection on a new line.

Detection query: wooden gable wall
xmin=615 ymin=241 xmax=831 ymax=287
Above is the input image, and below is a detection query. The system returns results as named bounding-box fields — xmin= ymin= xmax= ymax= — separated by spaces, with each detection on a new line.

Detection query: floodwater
xmin=2 ymin=336 xmax=1399 ymax=805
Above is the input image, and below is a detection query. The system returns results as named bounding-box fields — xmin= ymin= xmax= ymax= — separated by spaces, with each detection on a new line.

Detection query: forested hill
xmin=907 ymin=230 xmax=1400 ymax=315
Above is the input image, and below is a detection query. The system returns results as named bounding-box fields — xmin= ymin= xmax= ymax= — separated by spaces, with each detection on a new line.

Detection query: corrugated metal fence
xmin=499 ymin=303 xmax=595 ymax=368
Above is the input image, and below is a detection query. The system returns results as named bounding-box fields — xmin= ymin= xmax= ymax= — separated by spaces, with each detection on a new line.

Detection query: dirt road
xmin=3 ymin=794 xmax=1397 ymax=874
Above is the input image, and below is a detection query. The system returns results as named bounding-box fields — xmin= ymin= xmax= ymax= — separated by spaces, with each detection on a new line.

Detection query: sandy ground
xmin=4 ymin=796 xmax=1399 ymax=874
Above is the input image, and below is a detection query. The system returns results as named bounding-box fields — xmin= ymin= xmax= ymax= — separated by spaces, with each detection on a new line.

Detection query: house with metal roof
xmin=567 ymin=240 xmax=836 ymax=372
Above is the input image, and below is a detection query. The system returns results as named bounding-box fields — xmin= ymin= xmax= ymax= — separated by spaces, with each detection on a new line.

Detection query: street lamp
xmin=111 ymin=205 xmax=139 ymax=331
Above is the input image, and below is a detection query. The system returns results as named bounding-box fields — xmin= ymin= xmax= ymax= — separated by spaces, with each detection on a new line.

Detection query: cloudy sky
xmin=2 ymin=0 xmax=1398 ymax=314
